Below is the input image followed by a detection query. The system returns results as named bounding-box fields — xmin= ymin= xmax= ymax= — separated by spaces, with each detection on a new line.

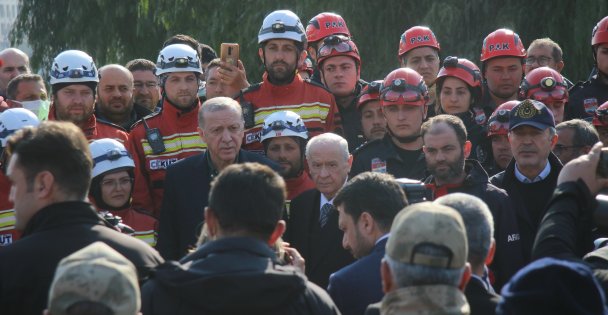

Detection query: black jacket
xmin=425 ymin=159 xmax=525 ymax=291
xmin=350 ymin=134 xmax=427 ymax=180
xmin=157 ymin=149 xmax=279 ymax=261
xmin=567 ymin=74 xmax=608 ymax=121
xmin=334 ymin=80 xmax=367 ymax=152
xmin=142 ymin=237 xmax=340 ymax=315
xmin=465 ymin=277 xmax=500 ymax=315
xmin=0 ymin=201 xmax=163 ymax=315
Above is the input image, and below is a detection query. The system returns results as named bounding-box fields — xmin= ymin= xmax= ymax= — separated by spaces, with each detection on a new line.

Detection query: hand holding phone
xmin=220 ymin=43 xmax=239 ymax=67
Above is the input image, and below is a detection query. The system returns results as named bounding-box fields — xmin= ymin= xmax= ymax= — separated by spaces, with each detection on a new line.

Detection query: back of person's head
xmin=434 ymin=193 xmax=494 ymax=269
xmin=199 ymin=43 xmax=217 ymax=65
xmin=6 ymin=121 xmax=92 ymax=200
xmin=333 ymin=172 xmax=407 ymax=232
xmin=163 ymin=34 xmax=201 ymax=54
xmin=497 ymin=257 xmax=608 ymax=315
xmin=46 ymin=242 xmax=140 ymax=315
xmin=208 ymin=162 xmax=286 ymax=240
xmin=385 ymin=202 xmax=468 ymax=288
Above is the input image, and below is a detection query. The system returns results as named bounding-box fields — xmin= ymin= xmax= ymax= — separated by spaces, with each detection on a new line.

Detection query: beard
xmin=278 ymin=157 xmax=303 ymax=179
xmin=266 ymin=60 xmax=297 ymax=85
xmin=429 ymin=150 xmax=466 ymax=184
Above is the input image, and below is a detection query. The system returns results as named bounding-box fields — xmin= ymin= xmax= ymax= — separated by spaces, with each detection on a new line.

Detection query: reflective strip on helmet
xmin=141 ymin=132 xmax=207 ymax=157
xmin=92 ymin=149 xmax=131 ymax=167
xmin=51 ymin=68 xmax=97 ymax=80
xmin=259 ymin=24 xmax=304 ymax=36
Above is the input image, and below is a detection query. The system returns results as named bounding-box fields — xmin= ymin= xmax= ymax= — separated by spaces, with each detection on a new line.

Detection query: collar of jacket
xmin=181 ymin=236 xmax=279 ymax=264
xmin=503 ymin=152 xmax=563 ymax=185
xmin=21 ymin=201 xmax=106 ymax=237
xmin=262 ymin=71 xmax=303 ymax=97
xmin=381 ymin=133 xmax=425 ymax=163
xmin=162 ymin=97 xmax=200 ymax=117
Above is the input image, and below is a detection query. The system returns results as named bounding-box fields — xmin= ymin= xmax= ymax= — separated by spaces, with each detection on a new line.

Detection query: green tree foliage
xmin=10 ymin=0 xmax=608 ymax=83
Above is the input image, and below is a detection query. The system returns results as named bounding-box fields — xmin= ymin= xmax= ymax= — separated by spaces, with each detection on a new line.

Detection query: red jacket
xmin=129 ymin=99 xmax=206 ymax=217
xmin=105 ymin=207 xmax=158 ymax=247
xmin=237 ymin=73 xmax=340 ymax=154
xmin=48 ymin=104 xmax=130 ymax=145
xmin=285 ymin=171 xmax=316 ymax=219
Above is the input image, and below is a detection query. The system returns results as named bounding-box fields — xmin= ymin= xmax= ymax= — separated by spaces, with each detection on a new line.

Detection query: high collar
xmin=162 ymin=97 xmax=200 ymax=117
xmin=182 ymin=236 xmax=278 ymax=264
xmin=261 ymin=72 xmax=303 ymax=97
xmin=21 ymin=201 xmax=107 ymax=237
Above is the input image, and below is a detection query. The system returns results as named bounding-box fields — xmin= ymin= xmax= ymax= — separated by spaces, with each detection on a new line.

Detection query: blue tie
xmin=320 ymin=203 xmax=333 ymax=228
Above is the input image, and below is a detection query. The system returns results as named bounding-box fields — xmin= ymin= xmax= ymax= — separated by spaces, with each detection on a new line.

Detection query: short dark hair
xmin=528 ymin=38 xmax=564 ymax=63
xmin=208 ymin=163 xmax=286 ymax=240
xmin=556 ymin=119 xmax=599 ymax=147
xmin=421 ymin=114 xmax=468 ymax=147
xmin=333 ymin=172 xmax=407 ymax=231
xmin=125 ymin=58 xmax=156 ymax=73
xmin=6 ymin=121 xmax=92 ymax=199
xmin=199 ymin=44 xmax=217 ymax=64
xmin=6 ymin=73 xmax=44 ymax=100
xmin=163 ymin=34 xmax=201 ymax=54
xmin=204 ymin=58 xmax=221 ymax=81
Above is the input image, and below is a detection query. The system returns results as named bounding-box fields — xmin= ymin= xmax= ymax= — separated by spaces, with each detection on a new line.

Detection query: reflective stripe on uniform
xmin=140 ymin=132 xmax=207 ymax=157
xmin=0 ymin=209 xmax=16 ymax=231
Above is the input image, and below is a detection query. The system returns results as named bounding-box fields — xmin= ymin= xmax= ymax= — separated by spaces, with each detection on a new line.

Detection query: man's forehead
xmin=265 ymin=39 xmax=297 ymax=48
xmin=131 ymin=70 xmax=156 ymax=80
xmin=527 ymin=44 xmax=553 ymax=56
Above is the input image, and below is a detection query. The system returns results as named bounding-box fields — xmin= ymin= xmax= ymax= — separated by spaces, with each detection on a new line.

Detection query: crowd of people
xmin=0 ymin=8 xmax=607 ymax=315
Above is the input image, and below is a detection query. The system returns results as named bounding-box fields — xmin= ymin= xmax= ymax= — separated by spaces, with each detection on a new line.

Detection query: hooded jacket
xmin=142 ymin=237 xmax=340 ymax=315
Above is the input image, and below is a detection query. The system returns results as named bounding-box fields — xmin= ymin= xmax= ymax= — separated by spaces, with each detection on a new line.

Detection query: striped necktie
xmin=319 ymin=203 xmax=333 ymax=228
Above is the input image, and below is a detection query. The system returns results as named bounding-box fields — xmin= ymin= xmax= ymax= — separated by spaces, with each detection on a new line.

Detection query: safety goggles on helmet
xmin=93 ymin=149 xmax=132 ymax=167
xmin=380 ymin=79 xmax=427 ymax=103
xmin=317 ymin=35 xmax=354 ymax=57
xmin=487 ymin=109 xmax=511 ymax=136
xmin=524 ymin=77 xmax=568 ymax=101
xmin=51 ymin=68 xmax=97 ymax=81
xmin=262 ymin=119 xmax=307 ymax=135
xmin=362 ymin=80 xmax=381 ymax=96
xmin=441 ymin=56 xmax=481 ymax=85
xmin=597 ymin=107 xmax=608 ymax=125
xmin=157 ymin=57 xmax=200 ymax=71
xmin=260 ymin=22 xmax=304 ymax=36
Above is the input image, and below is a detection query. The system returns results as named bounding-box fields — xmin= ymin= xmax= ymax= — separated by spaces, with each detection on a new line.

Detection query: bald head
xmin=97 ymin=64 xmax=134 ymax=126
xmin=0 ymin=48 xmax=30 ymax=94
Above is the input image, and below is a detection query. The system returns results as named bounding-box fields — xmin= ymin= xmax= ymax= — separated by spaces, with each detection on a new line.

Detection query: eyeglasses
xmin=380 ymin=79 xmax=427 ymax=103
xmin=553 ymin=144 xmax=584 ymax=154
xmin=524 ymin=56 xmax=553 ymax=66
xmin=134 ymin=82 xmax=158 ymax=90
xmin=101 ymin=177 xmax=133 ymax=189
xmin=317 ymin=35 xmax=355 ymax=58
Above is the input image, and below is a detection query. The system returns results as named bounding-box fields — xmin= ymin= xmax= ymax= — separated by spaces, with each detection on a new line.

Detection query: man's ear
xmin=380 ymin=259 xmax=394 ymax=294
xmin=258 ymin=47 xmax=264 ymax=64
xmin=485 ymin=238 xmax=496 ymax=266
xmin=204 ymin=207 xmax=218 ymax=238
xmin=359 ymin=212 xmax=374 ymax=235
xmin=268 ymin=220 xmax=286 ymax=246
xmin=555 ymin=60 xmax=565 ymax=73
xmin=35 ymin=171 xmax=55 ymax=199
xmin=463 ymin=140 xmax=472 ymax=159
xmin=458 ymin=262 xmax=472 ymax=291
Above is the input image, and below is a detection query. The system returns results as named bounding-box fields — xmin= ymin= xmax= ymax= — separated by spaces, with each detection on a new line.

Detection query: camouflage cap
xmin=386 ymin=202 xmax=468 ymax=269
xmin=47 ymin=242 xmax=140 ymax=315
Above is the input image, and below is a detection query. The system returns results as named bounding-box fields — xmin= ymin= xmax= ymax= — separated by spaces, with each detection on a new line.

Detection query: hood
xmin=151 ymin=237 xmax=307 ymax=312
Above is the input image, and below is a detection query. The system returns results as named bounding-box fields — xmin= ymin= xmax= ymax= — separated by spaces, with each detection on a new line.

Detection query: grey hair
xmin=305 ymin=133 xmax=349 ymax=161
xmin=385 ymin=255 xmax=465 ymax=288
xmin=556 ymin=119 xmax=599 ymax=147
xmin=198 ymin=96 xmax=243 ymax=129
xmin=434 ymin=193 xmax=494 ymax=268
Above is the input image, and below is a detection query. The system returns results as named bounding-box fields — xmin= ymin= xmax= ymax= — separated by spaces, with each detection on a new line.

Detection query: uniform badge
xmin=371 ymin=158 xmax=387 ymax=173
xmin=473 ymin=108 xmax=487 ymax=125
xmin=584 ymin=98 xmax=599 ymax=116
xmin=515 ymin=100 xmax=540 ymax=118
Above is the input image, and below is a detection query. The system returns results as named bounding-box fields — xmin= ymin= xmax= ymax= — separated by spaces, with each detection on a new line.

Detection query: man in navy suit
xmin=285 ymin=133 xmax=355 ymax=289
xmin=329 ymin=172 xmax=408 ymax=315
xmin=157 ymin=97 xmax=279 ymax=260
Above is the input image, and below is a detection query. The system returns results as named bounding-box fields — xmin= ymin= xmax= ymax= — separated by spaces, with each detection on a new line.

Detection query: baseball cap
xmin=386 ymin=202 xmax=467 ymax=269
xmin=47 ymin=242 xmax=140 ymax=315
xmin=509 ymin=99 xmax=555 ymax=131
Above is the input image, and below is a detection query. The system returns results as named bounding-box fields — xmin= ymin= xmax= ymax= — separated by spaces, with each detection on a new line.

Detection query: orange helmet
xmin=593 ymin=101 xmax=608 ymax=127
xmin=380 ymin=68 xmax=429 ymax=107
xmin=520 ymin=67 xmax=568 ymax=103
xmin=398 ymin=26 xmax=440 ymax=58
xmin=480 ymin=28 xmax=526 ymax=62
xmin=436 ymin=56 xmax=481 ymax=88
xmin=357 ymin=80 xmax=382 ymax=109
xmin=306 ymin=12 xmax=351 ymax=44
xmin=316 ymin=35 xmax=361 ymax=67
xmin=487 ymin=100 xmax=519 ymax=137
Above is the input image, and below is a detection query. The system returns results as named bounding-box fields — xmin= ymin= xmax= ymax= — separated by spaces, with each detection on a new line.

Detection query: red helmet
xmin=380 ymin=68 xmax=429 ymax=107
xmin=398 ymin=26 xmax=440 ymax=58
xmin=436 ymin=56 xmax=481 ymax=88
xmin=306 ymin=12 xmax=351 ymax=44
xmin=593 ymin=101 xmax=608 ymax=127
xmin=487 ymin=100 xmax=519 ymax=137
xmin=519 ymin=67 xmax=568 ymax=103
xmin=480 ymin=28 xmax=526 ymax=62
xmin=316 ymin=35 xmax=361 ymax=67
xmin=357 ymin=80 xmax=382 ymax=109
xmin=592 ymin=16 xmax=608 ymax=47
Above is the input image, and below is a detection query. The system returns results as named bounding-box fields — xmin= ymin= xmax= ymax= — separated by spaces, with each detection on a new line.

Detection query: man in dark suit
xmin=285 ymin=132 xmax=355 ymax=289
xmin=329 ymin=172 xmax=408 ymax=315
xmin=435 ymin=193 xmax=501 ymax=315
xmin=157 ymin=97 xmax=278 ymax=260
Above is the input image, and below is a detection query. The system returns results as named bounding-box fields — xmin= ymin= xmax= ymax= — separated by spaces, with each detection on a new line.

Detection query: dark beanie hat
xmin=497 ymin=257 xmax=608 ymax=315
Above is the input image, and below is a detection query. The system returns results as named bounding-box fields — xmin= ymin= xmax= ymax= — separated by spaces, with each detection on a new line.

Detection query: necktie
xmin=320 ymin=203 xmax=333 ymax=228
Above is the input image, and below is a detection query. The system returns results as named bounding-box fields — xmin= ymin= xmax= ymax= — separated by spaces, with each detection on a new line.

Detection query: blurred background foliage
xmin=11 ymin=0 xmax=608 ymax=83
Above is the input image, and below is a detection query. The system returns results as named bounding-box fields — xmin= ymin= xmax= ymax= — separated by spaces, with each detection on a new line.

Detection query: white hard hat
xmin=260 ymin=110 xmax=308 ymax=143
xmin=0 ymin=108 xmax=40 ymax=147
xmin=258 ymin=10 xmax=307 ymax=45
xmin=49 ymin=50 xmax=99 ymax=85
xmin=90 ymin=138 xmax=135 ymax=178
xmin=156 ymin=44 xmax=203 ymax=76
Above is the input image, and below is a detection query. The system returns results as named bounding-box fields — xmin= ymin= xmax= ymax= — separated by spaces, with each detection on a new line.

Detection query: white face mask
xmin=17 ymin=100 xmax=50 ymax=120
